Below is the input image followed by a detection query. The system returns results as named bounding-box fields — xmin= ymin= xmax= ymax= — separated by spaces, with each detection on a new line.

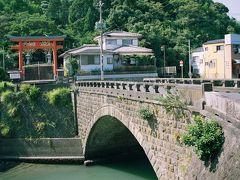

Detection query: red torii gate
xmin=8 ymin=35 xmax=66 ymax=78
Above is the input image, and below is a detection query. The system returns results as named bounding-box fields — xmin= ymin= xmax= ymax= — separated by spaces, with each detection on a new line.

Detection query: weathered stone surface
xmin=205 ymin=92 xmax=240 ymax=121
xmin=76 ymin=83 xmax=240 ymax=180
xmin=76 ymin=90 xmax=192 ymax=179
xmin=0 ymin=138 xmax=83 ymax=157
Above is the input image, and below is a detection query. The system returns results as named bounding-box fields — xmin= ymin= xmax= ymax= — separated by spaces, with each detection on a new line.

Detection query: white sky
xmin=213 ymin=0 xmax=240 ymax=20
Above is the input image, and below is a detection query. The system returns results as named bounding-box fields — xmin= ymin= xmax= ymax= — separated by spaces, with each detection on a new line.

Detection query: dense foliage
xmin=0 ymin=82 xmax=75 ymax=138
xmin=45 ymin=87 xmax=72 ymax=107
xmin=181 ymin=115 xmax=225 ymax=161
xmin=0 ymin=0 xmax=239 ymax=75
xmin=0 ymin=68 xmax=8 ymax=81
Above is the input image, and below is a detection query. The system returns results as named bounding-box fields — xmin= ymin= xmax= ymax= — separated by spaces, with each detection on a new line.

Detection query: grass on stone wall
xmin=138 ymin=106 xmax=157 ymax=131
xmin=0 ymin=82 xmax=75 ymax=138
xmin=157 ymin=91 xmax=189 ymax=119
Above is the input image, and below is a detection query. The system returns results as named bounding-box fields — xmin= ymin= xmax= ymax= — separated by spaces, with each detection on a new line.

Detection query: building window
xmin=233 ymin=45 xmax=240 ymax=54
xmin=216 ymin=45 xmax=224 ymax=51
xmin=209 ymin=60 xmax=216 ymax=68
xmin=106 ymin=39 xmax=117 ymax=45
xmin=81 ymin=55 xmax=100 ymax=65
xmin=205 ymin=62 xmax=208 ymax=66
xmin=192 ymin=56 xmax=199 ymax=63
xmin=205 ymin=47 xmax=208 ymax=51
xmin=122 ymin=39 xmax=133 ymax=45
xmin=107 ymin=57 xmax=113 ymax=64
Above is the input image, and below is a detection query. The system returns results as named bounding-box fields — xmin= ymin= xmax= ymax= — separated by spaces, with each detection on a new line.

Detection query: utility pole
xmin=96 ymin=0 xmax=105 ymax=80
xmin=161 ymin=45 xmax=166 ymax=77
xmin=188 ymin=40 xmax=192 ymax=78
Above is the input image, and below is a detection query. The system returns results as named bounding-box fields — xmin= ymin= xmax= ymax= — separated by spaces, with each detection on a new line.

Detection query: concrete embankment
xmin=0 ymin=138 xmax=84 ymax=163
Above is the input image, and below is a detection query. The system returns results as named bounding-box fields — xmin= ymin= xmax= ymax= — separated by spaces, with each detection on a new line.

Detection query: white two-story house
xmin=60 ymin=31 xmax=156 ymax=77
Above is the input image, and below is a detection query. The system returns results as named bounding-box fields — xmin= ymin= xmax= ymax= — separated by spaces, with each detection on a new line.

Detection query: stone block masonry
xmin=76 ymin=80 xmax=240 ymax=180
xmin=76 ymin=90 xmax=191 ymax=179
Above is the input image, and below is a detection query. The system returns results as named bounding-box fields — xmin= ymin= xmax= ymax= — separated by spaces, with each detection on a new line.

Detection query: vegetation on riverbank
xmin=0 ymin=82 xmax=75 ymax=138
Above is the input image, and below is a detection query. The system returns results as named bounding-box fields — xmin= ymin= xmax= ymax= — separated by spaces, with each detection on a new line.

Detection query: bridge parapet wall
xmin=75 ymin=81 xmax=207 ymax=108
xmin=205 ymin=92 xmax=240 ymax=127
xmin=144 ymin=78 xmax=240 ymax=93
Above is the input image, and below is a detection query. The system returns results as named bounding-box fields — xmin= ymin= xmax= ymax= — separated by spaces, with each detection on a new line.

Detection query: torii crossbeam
xmin=8 ymin=35 xmax=66 ymax=78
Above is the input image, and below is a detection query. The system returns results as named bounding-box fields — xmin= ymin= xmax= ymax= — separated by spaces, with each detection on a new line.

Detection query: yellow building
xmin=202 ymin=34 xmax=240 ymax=79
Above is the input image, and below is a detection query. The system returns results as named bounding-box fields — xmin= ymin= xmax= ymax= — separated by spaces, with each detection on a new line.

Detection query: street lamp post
xmin=95 ymin=0 xmax=105 ymax=81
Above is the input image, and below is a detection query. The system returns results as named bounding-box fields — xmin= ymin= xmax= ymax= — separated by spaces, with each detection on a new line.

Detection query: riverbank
xmin=0 ymin=161 xmax=19 ymax=172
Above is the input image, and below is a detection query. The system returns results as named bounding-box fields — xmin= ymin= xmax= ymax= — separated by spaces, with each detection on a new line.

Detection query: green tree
xmin=0 ymin=0 xmax=239 ymax=73
xmin=69 ymin=0 xmax=98 ymax=35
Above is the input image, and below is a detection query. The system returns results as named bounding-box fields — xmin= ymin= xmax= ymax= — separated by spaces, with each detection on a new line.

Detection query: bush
xmin=181 ymin=115 xmax=225 ymax=161
xmin=45 ymin=88 xmax=72 ymax=107
xmin=0 ymin=82 xmax=14 ymax=93
xmin=0 ymin=122 xmax=10 ymax=137
xmin=69 ymin=58 xmax=79 ymax=75
xmin=0 ymin=85 xmax=75 ymax=138
xmin=0 ymin=90 xmax=14 ymax=104
xmin=20 ymin=84 xmax=41 ymax=100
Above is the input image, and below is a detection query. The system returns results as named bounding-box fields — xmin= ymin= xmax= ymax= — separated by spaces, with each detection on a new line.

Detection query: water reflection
xmin=0 ymin=158 xmax=157 ymax=180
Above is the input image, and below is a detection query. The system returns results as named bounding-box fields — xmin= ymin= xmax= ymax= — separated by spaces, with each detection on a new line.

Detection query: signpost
xmin=180 ymin=60 xmax=183 ymax=79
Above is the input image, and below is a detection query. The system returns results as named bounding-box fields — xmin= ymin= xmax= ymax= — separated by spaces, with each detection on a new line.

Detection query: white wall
xmin=225 ymin=34 xmax=240 ymax=45
xmin=192 ymin=51 xmax=204 ymax=77
xmin=103 ymin=36 xmax=139 ymax=50
xmin=133 ymin=39 xmax=138 ymax=46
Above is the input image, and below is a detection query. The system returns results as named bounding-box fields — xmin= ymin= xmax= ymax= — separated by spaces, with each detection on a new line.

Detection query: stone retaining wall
xmin=0 ymin=138 xmax=83 ymax=159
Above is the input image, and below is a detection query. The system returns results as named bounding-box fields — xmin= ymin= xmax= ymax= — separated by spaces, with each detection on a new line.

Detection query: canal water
xmin=0 ymin=158 xmax=158 ymax=180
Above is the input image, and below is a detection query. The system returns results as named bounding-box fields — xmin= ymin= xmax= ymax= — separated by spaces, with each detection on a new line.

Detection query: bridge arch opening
xmin=85 ymin=115 xmax=157 ymax=178
xmin=85 ymin=115 xmax=145 ymax=160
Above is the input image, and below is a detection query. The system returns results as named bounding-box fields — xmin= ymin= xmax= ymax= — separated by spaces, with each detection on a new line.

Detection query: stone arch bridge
xmin=74 ymin=80 xmax=240 ymax=180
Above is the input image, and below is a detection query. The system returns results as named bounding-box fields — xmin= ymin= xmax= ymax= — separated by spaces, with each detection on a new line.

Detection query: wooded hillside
xmin=0 ymin=0 xmax=239 ymax=70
